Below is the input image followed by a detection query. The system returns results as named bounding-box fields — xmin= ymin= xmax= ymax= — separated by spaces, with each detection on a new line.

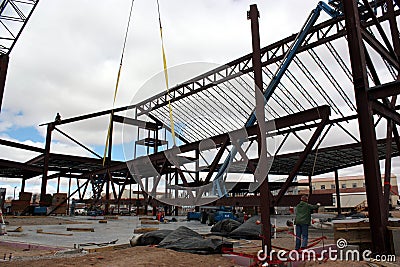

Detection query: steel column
xmin=342 ymin=0 xmax=387 ymax=253
xmin=40 ymin=123 xmax=54 ymax=204
xmin=21 ymin=176 xmax=26 ymax=193
xmin=248 ymin=4 xmax=271 ymax=253
xmin=0 ymin=54 xmax=9 ymax=112
xmin=105 ymin=118 xmax=114 ymax=214
xmin=334 ymin=170 xmax=342 ymax=216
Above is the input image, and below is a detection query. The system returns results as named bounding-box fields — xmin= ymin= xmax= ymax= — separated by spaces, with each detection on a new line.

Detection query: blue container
xmin=33 ymin=206 xmax=47 ymax=215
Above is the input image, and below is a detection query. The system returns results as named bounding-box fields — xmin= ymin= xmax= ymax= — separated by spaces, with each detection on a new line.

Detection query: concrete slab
xmin=0 ymin=214 xmax=321 ymax=250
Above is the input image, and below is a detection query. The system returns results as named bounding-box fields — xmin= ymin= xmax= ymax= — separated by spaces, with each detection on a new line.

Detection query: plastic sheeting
xmin=158 ymin=226 xmax=230 ymax=254
xmin=228 ymin=216 xmax=261 ymax=239
xmin=131 ymin=226 xmax=231 ymax=254
xmin=130 ymin=230 xmax=173 ymax=246
xmin=211 ymin=219 xmax=241 ymax=234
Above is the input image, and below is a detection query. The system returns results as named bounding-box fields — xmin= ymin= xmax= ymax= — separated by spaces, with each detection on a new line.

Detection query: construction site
xmin=0 ymin=0 xmax=400 ymax=266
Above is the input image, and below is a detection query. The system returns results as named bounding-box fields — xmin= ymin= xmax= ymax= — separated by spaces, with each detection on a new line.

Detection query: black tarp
xmin=130 ymin=229 xmax=173 ymax=246
xmin=157 ymin=226 xmax=230 ymax=254
xmin=228 ymin=215 xmax=261 ymax=239
xmin=130 ymin=226 xmax=231 ymax=254
xmin=210 ymin=219 xmax=241 ymax=234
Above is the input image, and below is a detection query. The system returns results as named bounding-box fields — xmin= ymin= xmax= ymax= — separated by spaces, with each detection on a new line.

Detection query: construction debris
xmin=37 ymin=229 xmax=73 ymax=236
xmin=131 ymin=226 xmax=232 ymax=254
xmin=7 ymin=226 xmax=23 ymax=232
xmin=66 ymin=227 xmax=95 ymax=232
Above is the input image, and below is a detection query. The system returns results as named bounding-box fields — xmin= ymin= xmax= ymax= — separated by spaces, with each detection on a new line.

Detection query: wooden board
xmin=334 ymin=221 xmax=371 ymax=244
xmin=66 ymin=227 xmax=94 ymax=232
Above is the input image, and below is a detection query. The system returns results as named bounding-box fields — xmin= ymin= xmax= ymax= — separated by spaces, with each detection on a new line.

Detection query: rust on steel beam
xmin=113 ymin=115 xmax=159 ymax=131
xmin=79 ymin=106 xmax=331 ymax=178
xmin=0 ymin=138 xmax=44 ymax=153
xmin=0 ymin=158 xmax=42 ymax=173
xmin=334 ymin=170 xmax=342 ymax=216
xmin=343 ymin=0 xmax=387 ymax=253
xmin=383 ymin=111 xmax=394 ymax=222
xmin=385 ymin=0 xmax=400 ymax=65
xmin=274 ymin=109 xmax=330 ymax=205
xmin=372 ymin=100 xmax=400 ymax=125
xmin=40 ymin=123 xmax=54 ymax=205
xmin=134 ymin=10 xmax=398 ymax=118
xmin=116 ymin=173 xmax=130 ymax=204
xmin=361 ymin=0 xmax=397 ymax=59
xmin=204 ymin=136 xmax=229 ymax=184
xmin=361 ymin=29 xmax=399 ymax=70
xmin=248 ymin=3 xmax=271 ymax=253
xmin=0 ymin=54 xmax=9 ymax=111
xmin=368 ymin=81 xmax=400 ymax=99
xmin=105 ymin=119 xmax=114 ymax=214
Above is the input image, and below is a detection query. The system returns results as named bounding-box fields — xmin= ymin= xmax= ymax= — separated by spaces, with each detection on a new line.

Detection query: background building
xmin=298 ymin=174 xmax=399 ymax=212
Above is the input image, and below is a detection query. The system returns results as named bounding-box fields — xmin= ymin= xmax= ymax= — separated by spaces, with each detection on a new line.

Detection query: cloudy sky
xmin=0 ymin=0 xmax=398 ymax=198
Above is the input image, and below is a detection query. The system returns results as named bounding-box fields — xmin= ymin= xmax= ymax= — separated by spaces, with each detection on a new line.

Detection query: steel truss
xmin=0 ymin=0 xmax=399 ymax=254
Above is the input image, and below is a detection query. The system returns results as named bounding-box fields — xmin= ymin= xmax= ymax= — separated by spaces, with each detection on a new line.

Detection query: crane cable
xmin=103 ymin=0 xmax=135 ymax=166
xmin=157 ymin=0 xmax=177 ymax=147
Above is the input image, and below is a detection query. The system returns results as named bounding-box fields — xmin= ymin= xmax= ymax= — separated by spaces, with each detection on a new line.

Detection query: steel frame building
xmin=0 ymin=0 xmax=399 ymax=254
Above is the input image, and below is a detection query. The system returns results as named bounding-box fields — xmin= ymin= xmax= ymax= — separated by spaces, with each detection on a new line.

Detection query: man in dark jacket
xmin=294 ymin=195 xmax=320 ymax=250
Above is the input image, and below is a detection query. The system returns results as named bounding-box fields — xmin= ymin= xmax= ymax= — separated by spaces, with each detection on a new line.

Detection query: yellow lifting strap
xmin=157 ymin=0 xmax=177 ymax=147
xmin=103 ymin=0 xmax=135 ymax=166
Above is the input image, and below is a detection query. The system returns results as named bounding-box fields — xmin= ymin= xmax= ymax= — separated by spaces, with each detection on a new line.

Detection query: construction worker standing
xmin=294 ymin=195 xmax=320 ymax=250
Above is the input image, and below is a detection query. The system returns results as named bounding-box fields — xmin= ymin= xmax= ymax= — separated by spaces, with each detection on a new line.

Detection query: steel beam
xmin=274 ymin=109 xmax=330 ymax=205
xmin=334 ymin=170 xmax=342 ymax=216
xmin=343 ymin=0 xmax=387 ymax=253
xmin=79 ymin=106 xmax=331 ymax=178
xmin=372 ymin=100 xmax=400 ymax=125
xmin=40 ymin=123 xmax=54 ymax=205
xmin=368 ymin=81 xmax=400 ymax=99
xmin=113 ymin=115 xmax=159 ymax=131
xmin=249 ymin=4 xmax=271 ymax=252
xmin=0 ymin=137 xmax=44 ymax=153
xmin=204 ymin=136 xmax=229 ymax=184
xmin=361 ymin=29 xmax=399 ymax=70
xmin=0 ymin=54 xmax=9 ymax=111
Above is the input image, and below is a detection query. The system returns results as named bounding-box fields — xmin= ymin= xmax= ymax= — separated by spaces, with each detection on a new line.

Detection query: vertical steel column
xmin=40 ymin=123 xmax=54 ymax=204
xmin=384 ymin=0 xmax=400 ymax=222
xmin=57 ymin=175 xmax=60 ymax=193
xmin=334 ymin=170 xmax=342 ymax=216
xmin=195 ymin=148 xmax=200 ymax=184
xmin=385 ymin=0 xmax=400 ymax=62
xmin=342 ymin=0 xmax=387 ymax=253
xmin=21 ymin=176 xmax=26 ymax=193
xmin=308 ymin=175 xmax=313 ymax=195
xmin=129 ymin=181 xmax=132 ymax=213
xmin=105 ymin=118 xmax=114 ymax=214
xmin=248 ymin=4 xmax=271 ymax=253
xmin=67 ymin=176 xmax=72 ymax=215
xmin=0 ymin=54 xmax=9 ymax=112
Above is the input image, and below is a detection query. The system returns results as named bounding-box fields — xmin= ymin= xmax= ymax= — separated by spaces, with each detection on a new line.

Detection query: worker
xmin=54 ymin=112 xmax=62 ymax=124
xmin=70 ymin=198 xmax=76 ymax=216
xmin=200 ymin=209 xmax=208 ymax=224
xmin=294 ymin=195 xmax=320 ymax=250
xmin=208 ymin=210 xmax=215 ymax=226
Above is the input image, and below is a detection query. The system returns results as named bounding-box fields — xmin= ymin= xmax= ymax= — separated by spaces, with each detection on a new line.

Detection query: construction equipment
xmin=355 ymin=200 xmax=368 ymax=213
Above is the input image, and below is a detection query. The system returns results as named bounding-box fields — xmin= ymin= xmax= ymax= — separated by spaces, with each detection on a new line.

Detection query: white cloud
xmin=0 ymin=0 xmax=398 ymax=193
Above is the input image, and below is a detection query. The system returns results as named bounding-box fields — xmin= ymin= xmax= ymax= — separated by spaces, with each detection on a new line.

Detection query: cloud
xmin=0 ymin=0 xmax=398 ymax=197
